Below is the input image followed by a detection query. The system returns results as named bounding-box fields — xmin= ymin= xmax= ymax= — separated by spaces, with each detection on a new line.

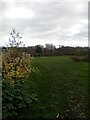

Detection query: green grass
xmin=0 ymin=55 xmax=2 ymax=68
xmin=22 ymin=56 xmax=88 ymax=119
xmin=0 ymin=55 xmax=2 ymax=76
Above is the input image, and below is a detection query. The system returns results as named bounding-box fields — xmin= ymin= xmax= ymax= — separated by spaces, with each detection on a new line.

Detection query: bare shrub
xmin=70 ymin=56 xmax=81 ymax=62
xmin=82 ymin=55 xmax=90 ymax=62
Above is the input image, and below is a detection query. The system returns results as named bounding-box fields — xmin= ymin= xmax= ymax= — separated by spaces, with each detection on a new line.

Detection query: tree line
xmin=2 ymin=44 xmax=89 ymax=57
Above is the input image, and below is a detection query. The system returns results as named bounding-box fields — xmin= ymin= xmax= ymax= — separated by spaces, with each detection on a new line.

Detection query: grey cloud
xmin=0 ymin=1 xmax=88 ymax=47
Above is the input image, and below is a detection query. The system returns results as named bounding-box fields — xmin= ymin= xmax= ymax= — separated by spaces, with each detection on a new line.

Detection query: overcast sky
xmin=0 ymin=0 xmax=88 ymax=47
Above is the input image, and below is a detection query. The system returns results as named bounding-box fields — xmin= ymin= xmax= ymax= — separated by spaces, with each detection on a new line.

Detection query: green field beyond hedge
xmin=15 ymin=56 xmax=89 ymax=119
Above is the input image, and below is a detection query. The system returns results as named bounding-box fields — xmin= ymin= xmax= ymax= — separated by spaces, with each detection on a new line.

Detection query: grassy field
xmin=16 ymin=56 xmax=89 ymax=119
xmin=0 ymin=55 xmax=2 ymax=76
xmin=0 ymin=55 xmax=2 ymax=68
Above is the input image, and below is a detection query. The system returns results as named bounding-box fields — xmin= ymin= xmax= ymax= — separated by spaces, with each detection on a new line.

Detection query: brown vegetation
xmin=71 ymin=55 xmax=90 ymax=62
xmin=70 ymin=56 xmax=82 ymax=62
xmin=82 ymin=55 xmax=90 ymax=62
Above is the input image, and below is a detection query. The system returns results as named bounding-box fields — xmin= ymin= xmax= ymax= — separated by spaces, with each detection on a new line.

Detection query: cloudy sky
xmin=0 ymin=0 xmax=88 ymax=47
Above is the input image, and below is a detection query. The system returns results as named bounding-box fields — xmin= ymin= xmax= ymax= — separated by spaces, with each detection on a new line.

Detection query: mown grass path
xmin=23 ymin=56 xmax=88 ymax=119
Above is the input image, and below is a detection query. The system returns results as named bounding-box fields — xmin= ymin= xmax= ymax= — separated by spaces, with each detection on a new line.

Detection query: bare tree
xmin=7 ymin=28 xmax=25 ymax=47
